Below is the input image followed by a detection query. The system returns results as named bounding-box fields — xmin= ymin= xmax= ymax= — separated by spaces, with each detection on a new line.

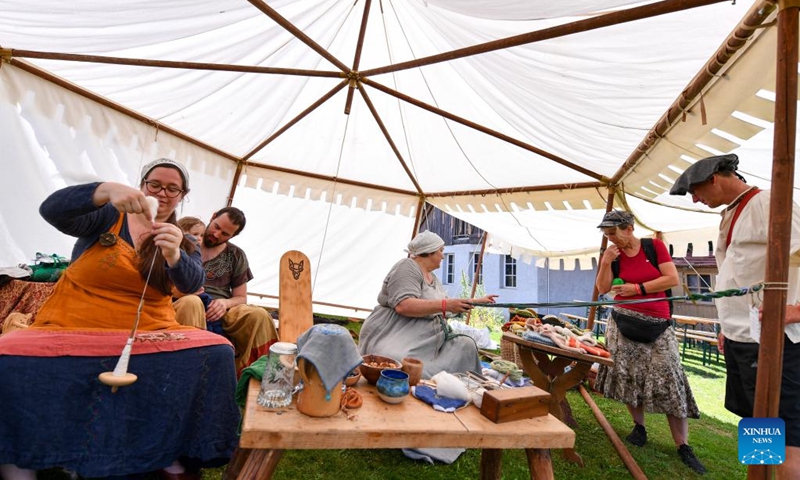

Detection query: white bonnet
xmin=405 ymin=231 xmax=445 ymax=257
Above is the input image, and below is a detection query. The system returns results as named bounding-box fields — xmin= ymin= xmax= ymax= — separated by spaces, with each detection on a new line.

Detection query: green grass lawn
xmin=40 ymin=326 xmax=743 ymax=480
xmin=213 ymin=336 xmax=741 ymax=480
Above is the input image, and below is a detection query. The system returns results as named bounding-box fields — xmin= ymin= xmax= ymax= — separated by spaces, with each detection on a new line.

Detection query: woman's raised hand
xmin=475 ymin=294 xmax=498 ymax=304
xmin=151 ymin=222 xmax=183 ymax=266
xmin=95 ymin=182 xmax=155 ymax=221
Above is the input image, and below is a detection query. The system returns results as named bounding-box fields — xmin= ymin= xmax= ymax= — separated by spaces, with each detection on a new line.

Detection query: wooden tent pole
xmin=361 ymin=0 xmax=727 ymax=77
xmin=577 ymin=385 xmax=647 ymax=480
xmin=7 ymin=48 xmax=342 ymax=78
xmin=428 ymin=181 xmax=603 ymax=198
xmin=412 ymin=198 xmax=426 ymax=242
xmin=465 ymin=232 xmax=489 ymax=325
xmin=243 ymin=80 xmax=349 ymax=160
xmin=586 ymin=188 xmax=616 ymax=330
xmin=362 ymin=78 xmax=605 ymax=181
xmin=344 ymin=0 xmax=372 ymax=115
xmin=357 ymin=85 xmax=424 ymax=195
xmin=749 ymin=1 xmax=798 ymax=479
xmin=246 ymin=0 xmax=350 ymax=73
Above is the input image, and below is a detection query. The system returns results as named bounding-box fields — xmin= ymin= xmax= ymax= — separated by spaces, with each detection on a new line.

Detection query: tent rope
xmin=473 ymin=282 xmax=764 ymax=310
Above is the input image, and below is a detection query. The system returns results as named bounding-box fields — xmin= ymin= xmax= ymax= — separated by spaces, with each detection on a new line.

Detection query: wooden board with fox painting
xmin=278 ymin=250 xmax=313 ymax=344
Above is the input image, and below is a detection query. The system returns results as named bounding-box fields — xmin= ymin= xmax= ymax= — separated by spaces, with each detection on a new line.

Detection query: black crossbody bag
xmin=611 ymin=310 xmax=670 ymax=343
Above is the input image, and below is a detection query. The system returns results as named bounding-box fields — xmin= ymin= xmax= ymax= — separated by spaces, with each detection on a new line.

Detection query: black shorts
xmin=723 ymin=336 xmax=800 ymax=447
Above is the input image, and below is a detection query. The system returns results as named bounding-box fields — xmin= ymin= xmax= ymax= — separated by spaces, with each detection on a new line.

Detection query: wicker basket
xmin=500 ymin=336 xmax=524 ymax=369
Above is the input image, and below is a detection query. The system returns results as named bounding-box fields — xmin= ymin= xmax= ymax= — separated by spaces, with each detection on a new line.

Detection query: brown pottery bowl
xmin=360 ymin=354 xmax=402 ymax=385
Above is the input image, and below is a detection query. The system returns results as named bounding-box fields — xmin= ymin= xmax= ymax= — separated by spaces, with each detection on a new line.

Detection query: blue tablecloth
xmin=0 ymin=345 xmax=240 ymax=476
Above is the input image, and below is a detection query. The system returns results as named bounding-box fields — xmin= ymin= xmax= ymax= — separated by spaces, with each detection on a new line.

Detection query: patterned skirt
xmin=595 ymin=307 xmax=700 ymax=419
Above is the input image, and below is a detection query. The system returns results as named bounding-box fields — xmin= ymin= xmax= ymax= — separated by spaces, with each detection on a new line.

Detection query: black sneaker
xmin=678 ymin=444 xmax=707 ymax=475
xmin=626 ymin=423 xmax=647 ymax=447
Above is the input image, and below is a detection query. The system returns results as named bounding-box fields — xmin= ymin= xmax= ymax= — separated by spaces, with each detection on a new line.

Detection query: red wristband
xmin=442 ymin=299 xmax=447 ymax=317
xmin=634 ymin=283 xmax=642 ymax=295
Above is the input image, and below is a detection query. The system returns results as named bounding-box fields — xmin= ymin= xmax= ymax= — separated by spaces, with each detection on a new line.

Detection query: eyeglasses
xmin=144 ymin=180 xmax=184 ymax=198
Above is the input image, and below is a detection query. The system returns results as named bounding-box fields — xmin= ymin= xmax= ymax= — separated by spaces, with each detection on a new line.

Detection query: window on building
xmin=443 ymin=253 xmax=455 ymax=284
xmin=503 ymin=255 xmax=517 ymax=288
xmin=472 ymin=253 xmax=483 ymax=285
xmin=685 ymin=273 xmax=713 ymax=303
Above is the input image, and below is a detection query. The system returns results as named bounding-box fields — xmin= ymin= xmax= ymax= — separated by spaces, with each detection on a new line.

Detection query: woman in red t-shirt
xmin=594 ymin=210 xmax=705 ymax=475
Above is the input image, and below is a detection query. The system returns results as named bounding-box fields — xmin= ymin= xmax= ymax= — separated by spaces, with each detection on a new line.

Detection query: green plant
xmin=457 ymin=271 xmax=503 ymax=332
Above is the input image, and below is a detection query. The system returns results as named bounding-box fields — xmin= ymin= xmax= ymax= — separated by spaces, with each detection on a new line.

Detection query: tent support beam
xmin=362 ymin=78 xmax=606 ymax=182
xmin=357 ymin=84 xmax=425 ymax=195
xmin=361 ymin=0 xmax=729 ymax=77
xmin=249 ymin=292 xmax=373 ymax=314
xmin=587 ymin=188 xmax=616 ymax=330
xmin=412 ymin=198 xmax=427 ymax=241
xmin=5 ymin=49 xmax=343 ymax=78
xmin=247 ymin=0 xmax=350 ymax=73
xmin=427 ymin=182 xmax=603 ymax=198
xmin=613 ymin=0 xmax=778 ymax=184
xmin=243 ymin=80 xmax=349 ymax=160
xmin=465 ymin=232 xmax=489 ymax=325
xmin=344 ymin=0 xmax=372 ymax=115
xmin=750 ymin=1 xmax=798 ymax=479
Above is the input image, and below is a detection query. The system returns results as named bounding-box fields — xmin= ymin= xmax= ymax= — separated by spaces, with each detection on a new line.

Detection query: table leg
xmin=525 ymin=448 xmax=554 ymax=480
xmin=237 ymin=448 xmax=284 ymax=480
xmin=224 ymin=447 xmax=251 ymax=480
xmin=516 ymin=348 xmax=585 ymax=466
xmin=479 ymin=449 xmax=503 ymax=480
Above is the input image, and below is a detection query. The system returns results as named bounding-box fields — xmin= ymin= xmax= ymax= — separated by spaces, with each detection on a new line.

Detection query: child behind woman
xmin=176 ymin=216 xmax=222 ymax=335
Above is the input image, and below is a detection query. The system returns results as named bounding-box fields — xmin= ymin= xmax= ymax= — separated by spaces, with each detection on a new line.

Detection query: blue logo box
xmin=739 ymin=417 xmax=785 ymax=465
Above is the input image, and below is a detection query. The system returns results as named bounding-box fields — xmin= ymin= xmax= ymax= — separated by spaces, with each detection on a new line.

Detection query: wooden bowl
xmin=360 ymin=354 xmax=402 ymax=385
xmin=344 ymin=367 xmax=362 ymax=387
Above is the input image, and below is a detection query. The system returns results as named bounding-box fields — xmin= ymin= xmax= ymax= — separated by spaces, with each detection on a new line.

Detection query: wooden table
xmin=502 ymin=332 xmax=614 ymax=466
xmin=228 ymin=378 xmax=575 ymax=480
xmin=672 ymin=315 xmax=720 ymax=365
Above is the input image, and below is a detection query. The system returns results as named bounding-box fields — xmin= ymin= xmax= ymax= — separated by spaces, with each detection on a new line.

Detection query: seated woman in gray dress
xmin=358 ymin=231 xmax=497 ymax=378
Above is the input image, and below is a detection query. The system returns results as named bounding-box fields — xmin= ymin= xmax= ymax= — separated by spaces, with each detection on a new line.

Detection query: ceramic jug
xmin=296 ymin=357 xmax=342 ymax=417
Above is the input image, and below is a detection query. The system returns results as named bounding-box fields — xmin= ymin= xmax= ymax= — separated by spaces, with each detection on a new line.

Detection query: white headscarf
xmin=405 ymin=231 xmax=444 ymax=257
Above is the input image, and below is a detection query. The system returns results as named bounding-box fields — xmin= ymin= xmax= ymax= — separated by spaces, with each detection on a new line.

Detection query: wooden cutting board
xmin=278 ymin=250 xmax=313 ymax=344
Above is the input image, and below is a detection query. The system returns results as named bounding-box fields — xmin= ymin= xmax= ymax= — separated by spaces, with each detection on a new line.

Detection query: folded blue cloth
xmin=412 ymin=385 xmax=467 ymax=413
xmin=521 ymin=330 xmax=557 ymax=347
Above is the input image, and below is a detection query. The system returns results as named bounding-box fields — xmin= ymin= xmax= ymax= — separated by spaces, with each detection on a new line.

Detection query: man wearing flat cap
xmin=671 ymin=153 xmax=800 ymax=474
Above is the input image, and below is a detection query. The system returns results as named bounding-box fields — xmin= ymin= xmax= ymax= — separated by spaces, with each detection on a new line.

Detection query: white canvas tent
xmin=0 ymin=0 xmax=795 ymax=317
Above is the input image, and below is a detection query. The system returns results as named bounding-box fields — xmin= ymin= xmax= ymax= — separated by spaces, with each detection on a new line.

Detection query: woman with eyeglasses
xmin=0 ymin=159 xmax=239 ymax=480
xmin=593 ymin=210 xmax=705 ymax=475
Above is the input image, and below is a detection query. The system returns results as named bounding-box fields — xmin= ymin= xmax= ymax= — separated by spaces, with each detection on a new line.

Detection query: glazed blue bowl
xmin=376 ymin=369 xmax=410 ymax=404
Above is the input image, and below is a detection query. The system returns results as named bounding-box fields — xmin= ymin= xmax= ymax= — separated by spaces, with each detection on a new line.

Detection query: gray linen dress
xmin=358 ymin=258 xmax=481 ymax=378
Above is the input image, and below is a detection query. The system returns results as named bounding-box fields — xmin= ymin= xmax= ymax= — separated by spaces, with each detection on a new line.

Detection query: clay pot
xmin=376 ymin=369 xmax=410 ymax=404
xmin=401 ymin=357 xmax=423 ymax=387
xmin=296 ymin=358 xmax=342 ymax=417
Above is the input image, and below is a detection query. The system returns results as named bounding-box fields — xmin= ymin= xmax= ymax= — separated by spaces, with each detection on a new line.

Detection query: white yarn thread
xmin=111 ymin=338 xmax=135 ymax=377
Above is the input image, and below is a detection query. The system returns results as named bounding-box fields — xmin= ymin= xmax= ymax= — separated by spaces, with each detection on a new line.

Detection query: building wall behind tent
xmin=437 ymin=244 xmax=596 ymax=321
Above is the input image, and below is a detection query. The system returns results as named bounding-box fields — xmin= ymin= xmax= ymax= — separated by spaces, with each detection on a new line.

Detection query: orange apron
xmin=34 ymin=213 xmax=193 ymax=332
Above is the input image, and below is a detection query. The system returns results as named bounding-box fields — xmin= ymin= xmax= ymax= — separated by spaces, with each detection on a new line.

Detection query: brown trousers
xmin=174 ymin=296 xmax=278 ymax=373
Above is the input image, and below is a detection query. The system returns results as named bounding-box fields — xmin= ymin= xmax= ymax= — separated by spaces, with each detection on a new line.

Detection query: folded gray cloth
xmin=402 ymin=448 xmax=465 ymax=464
xmin=296 ymin=323 xmax=362 ymax=396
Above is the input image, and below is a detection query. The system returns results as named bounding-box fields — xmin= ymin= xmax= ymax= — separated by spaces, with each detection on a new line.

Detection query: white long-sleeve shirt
xmin=714 ymin=189 xmax=800 ymax=343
